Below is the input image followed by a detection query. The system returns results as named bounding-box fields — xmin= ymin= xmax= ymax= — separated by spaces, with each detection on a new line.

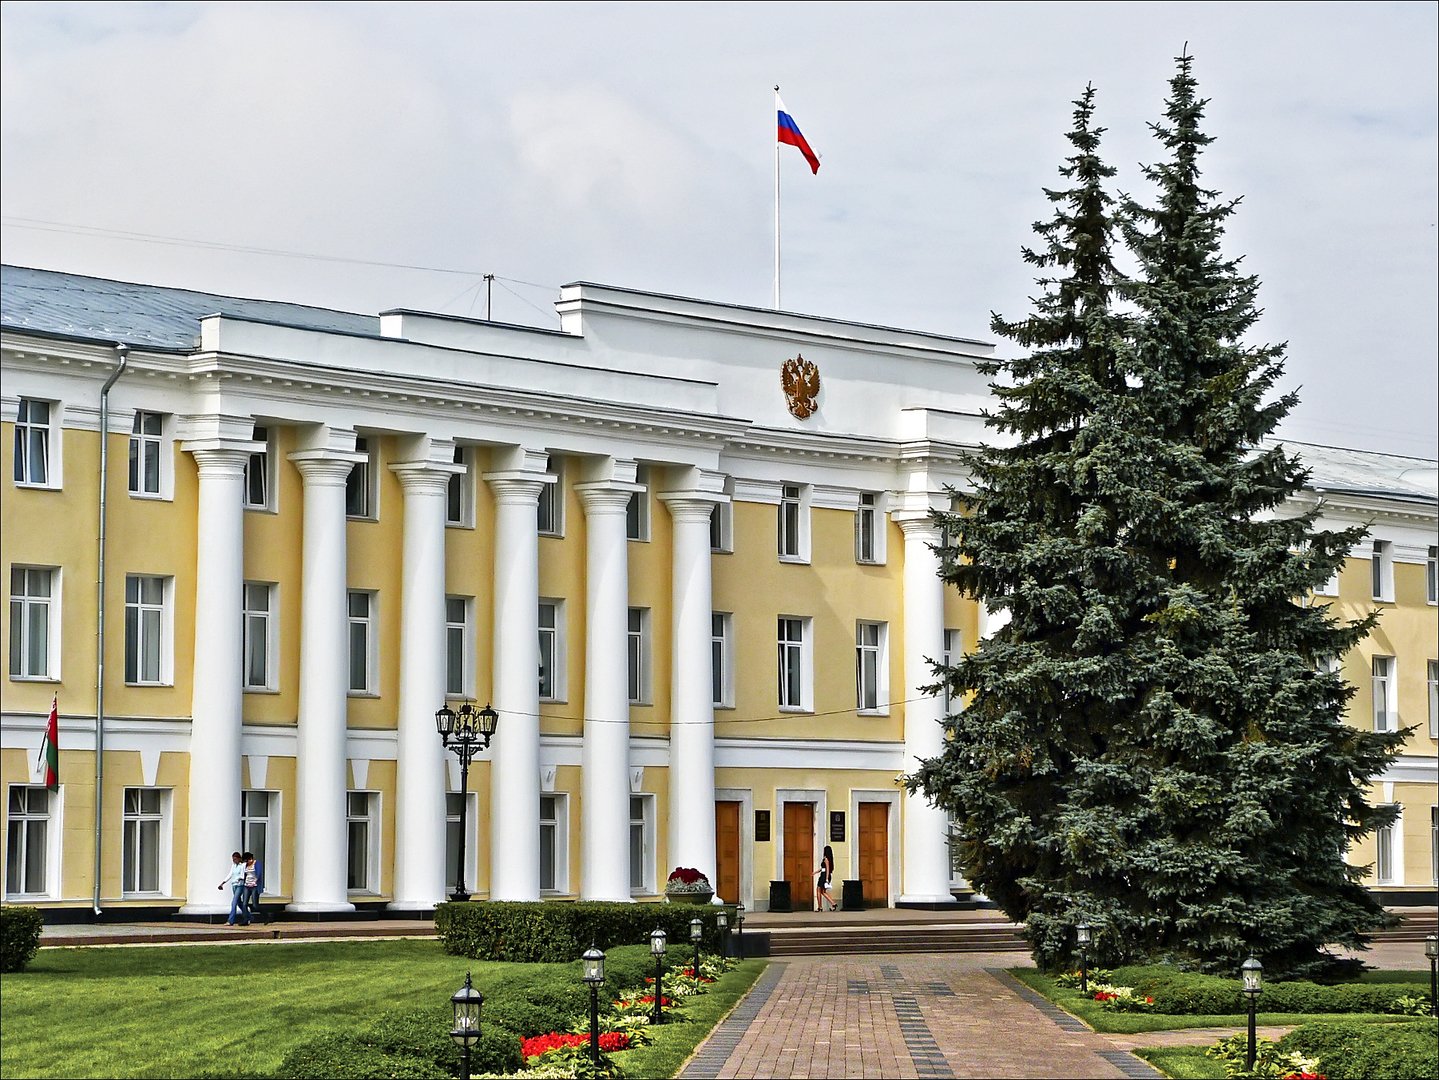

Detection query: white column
xmin=658 ymin=491 xmax=724 ymax=893
xmin=287 ymin=447 xmax=363 ymax=912
xmin=483 ymin=470 xmax=548 ymax=900
xmin=574 ymin=482 xmax=641 ymax=901
xmin=388 ymin=456 xmax=463 ymax=910
xmin=179 ymin=444 xmax=252 ymax=914
xmin=894 ymin=512 xmax=958 ymax=905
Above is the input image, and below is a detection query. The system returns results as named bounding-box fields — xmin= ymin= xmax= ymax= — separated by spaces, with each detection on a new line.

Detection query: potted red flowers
xmin=664 ymin=866 xmax=713 ymax=905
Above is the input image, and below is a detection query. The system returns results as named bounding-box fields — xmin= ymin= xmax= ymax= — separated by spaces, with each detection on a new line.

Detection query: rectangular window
xmin=1432 ymin=806 xmax=1438 ymax=885
xmin=777 ymin=616 xmax=809 ymax=710
xmin=627 ymin=608 xmax=649 ymax=704
xmin=5 ymin=786 xmax=50 ymax=896
xmin=347 ymin=591 xmax=375 ymax=694
xmin=855 ymin=492 xmax=879 ymax=563
xmin=942 ymin=629 xmax=961 ymax=714
xmin=538 ymin=600 xmax=562 ymax=701
xmin=240 ymin=790 xmax=274 ymax=882
xmin=1375 ymin=808 xmax=1398 ymax=885
xmin=122 ymin=788 xmax=165 ymax=895
xmin=346 ymin=437 xmax=373 ymax=518
xmin=711 ymin=612 xmax=733 ymax=708
xmin=779 ymin=484 xmax=802 ymax=558
xmin=626 ymin=467 xmax=649 ymax=541
xmin=13 ymin=398 xmax=51 ymax=486
xmin=124 ymin=575 xmax=168 ymax=685
xmin=244 ymin=426 xmax=271 ymax=510
xmin=445 ymin=597 xmax=471 ymax=698
xmin=855 ymin=621 xmax=886 ymax=712
xmin=1372 ymin=656 xmax=1396 ymax=732
xmin=539 ymin=793 xmax=568 ymax=892
xmin=346 ymin=792 xmax=378 ymax=892
xmin=629 ymin=794 xmax=654 ymax=895
xmin=9 ymin=566 xmax=56 ymax=679
xmin=446 ymin=446 xmax=472 ymax=527
xmin=128 ymin=411 xmax=163 ymax=496
xmin=242 ymin=582 xmax=276 ymax=691
xmin=1428 ymin=546 xmax=1437 ymax=605
xmin=709 ymin=502 xmax=732 ymax=553
xmin=445 ymin=792 xmax=476 ymax=891
xmin=1428 ymin=659 xmax=1438 ymax=740
xmin=1371 ymin=540 xmax=1393 ymax=602
xmin=537 ymin=456 xmax=562 ymax=536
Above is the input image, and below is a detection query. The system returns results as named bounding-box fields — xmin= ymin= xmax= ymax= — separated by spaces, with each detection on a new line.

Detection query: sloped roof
xmin=1275 ymin=439 xmax=1437 ymax=504
xmin=0 ymin=264 xmax=377 ymax=351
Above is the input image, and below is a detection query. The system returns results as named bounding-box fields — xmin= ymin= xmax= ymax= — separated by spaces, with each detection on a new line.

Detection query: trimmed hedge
xmin=1110 ymin=965 xmax=1430 ymax=1015
xmin=436 ymin=900 xmax=731 ymax=963
xmin=1280 ymin=1018 xmax=1438 ymax=1080
xmin=0 ymin=905 xmax=43 ymax=973
xmin=277 ymin=1006 xmax=521 ymax=1079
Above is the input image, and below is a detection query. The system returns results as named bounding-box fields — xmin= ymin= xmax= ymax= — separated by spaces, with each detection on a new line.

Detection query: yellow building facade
xmin=2 ymin=265 xmax=1435 ymax=919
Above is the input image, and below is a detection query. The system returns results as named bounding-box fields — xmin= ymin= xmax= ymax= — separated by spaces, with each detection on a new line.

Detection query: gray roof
xmin=0 ymin=264 xmax=377 ymax=351
xmin=1274 ymin=439 xmax=1438 ymax=504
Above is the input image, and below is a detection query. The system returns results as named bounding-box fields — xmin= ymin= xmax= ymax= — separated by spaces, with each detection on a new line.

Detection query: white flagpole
xmin=774 ymin=84 xmax=781 ymax=310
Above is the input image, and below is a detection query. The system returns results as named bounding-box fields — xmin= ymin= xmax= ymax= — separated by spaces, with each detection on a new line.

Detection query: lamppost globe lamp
xmin=449 ymin=972 xmax=483 ymax=1080
xmin=1076 ymin=922 xmax=1091 ymax=993
xmin=1076 ymin=922 xmax=1091 ymax=946
xmin=690 ymin=916 xmax=704 ymax=991
xmin=1426 ymin=934 xmax=1438 ymax=1018
xmin=435 ymin=701 xmax=498 ymax=902
xmin=1241 ymin=956 xmax=1263 ymax=1071
xmin=582 ymin=945 xmax=605 ymax=1067
xmin=650 ymin=928 xmax=668 ymax=1026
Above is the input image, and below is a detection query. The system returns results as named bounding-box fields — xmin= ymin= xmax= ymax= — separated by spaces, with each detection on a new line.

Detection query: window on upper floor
xmin=242 ymin=583 xmax=277 ymax=692
xmin=8 ymin=566 xmax=58 ymax=680
xmin=128 ymin=411 xmax=166 ymax=497
xmin=711 ymin=612 xmax=734 ymax=708
xmin=244 ymin=427 xmax=273 ymax=511
xmin=942 ymin=628 xmax=962 ymax=714
xmin=124 ymin=575 xmax=171 ymax=686
xmin=1371 ymin=540 xmax=1394 ymax=603
xmin=347 ymin=591 xmax=377 ymax=695
xmin=855 ymin=492 xmax=884 ymax=564
xmin=537 ymin=456 xmax=563 ymax=537
xmin=1371 ymin=655 xmax=1396 ymax=732
xmin=709 ymin=501 xmax=733 ymax=553
xmin=538 ymin=599 xmax=564 ymax=701
xmin=447 ymin=446 xmax=473 ymax=527
xmin=627 ymin=608 xmax=650 ymax=705
xmin=626 ymin=467 xmax=649 ymax=541
xmin=445 ymin=596 xmax=472 ymax=698
xmin=1428 ymin=545 xmax=1437 ymax=605
xmin=13 ymin=398 xmax=54 ymax=487
xmin=346 ymin=437 xmax=374 ymax=519
xmin=855 ymin=621 xmax=888 ymax=714
xmin=777 ymin=615 xmax=812 ymax=711
xmin=1428 ymin=659 xmax=1438 ymax=740
xmin=778 ymin=484 xmax=808 ymax=560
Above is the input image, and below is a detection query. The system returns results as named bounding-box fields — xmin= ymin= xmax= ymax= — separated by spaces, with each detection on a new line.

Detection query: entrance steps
xmin=761 ymin=918 xmax=1028 ymax=957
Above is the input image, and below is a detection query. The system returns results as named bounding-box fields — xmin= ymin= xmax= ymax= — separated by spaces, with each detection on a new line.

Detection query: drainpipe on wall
xmin=93 ymin=343 xmax=128 ymax=916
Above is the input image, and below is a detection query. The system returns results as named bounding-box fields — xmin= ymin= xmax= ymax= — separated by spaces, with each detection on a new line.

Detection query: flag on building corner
xmin=37 ymin=695 xmax=58 ymax=791
xmin=777 ymin=96 xmax=820 ymax=174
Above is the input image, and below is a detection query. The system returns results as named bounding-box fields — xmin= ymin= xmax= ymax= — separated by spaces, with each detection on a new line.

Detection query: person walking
xmin=815 ymin=844 xmax=837 ymax=912
xmin=240 ymin=851 xmax=265 ymax=925
xmin=218 ymin=851 xmax=246 ymax=925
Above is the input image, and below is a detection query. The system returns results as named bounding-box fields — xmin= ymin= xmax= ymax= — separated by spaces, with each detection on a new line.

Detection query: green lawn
xmin=1132 ymin=1047 xmax=1222 ymax=1080
xmin=0 ymin=939 xmax=763 ymax=1079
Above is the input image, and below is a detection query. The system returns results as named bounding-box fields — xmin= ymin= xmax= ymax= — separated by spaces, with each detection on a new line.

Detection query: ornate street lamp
xmin=1241 ymin=955 xmax=1263 ymax=1072
xmin=582 ymin=944 xmax=606 ymax=1068
xmin=1076 ymin=922 xmax=1092 ymax=994
xmin=1425 ymin=934 xmax=1437 ymax=1018
xmin=690 ymin=916 xmax=704 ymax=993
xmin=449 ymin=971 xmax=483 ymax=1080
xmin=650 ymin=927 xmax=668 ymax=1026
xmin=436 ymin=701 xmax=498 ymax=902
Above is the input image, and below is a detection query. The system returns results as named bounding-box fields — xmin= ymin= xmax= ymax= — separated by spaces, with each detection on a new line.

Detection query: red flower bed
xmin=520 ymin=1031 xmax=631 ymax=1060
xmin=678 ymin=966 xmax=715 ymax=982
xmin=1093 ymin=991 xmax=1117 ymax=1002
xmin=1282 ymin=1074 xmax=1325 ymax=1080
xmin=616 ymin=994 xmax=673 ymax=1007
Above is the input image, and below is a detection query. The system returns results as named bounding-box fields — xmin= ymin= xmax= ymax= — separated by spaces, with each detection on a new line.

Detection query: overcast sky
xmin=2 ymin=1 xmax=1435 ymax=458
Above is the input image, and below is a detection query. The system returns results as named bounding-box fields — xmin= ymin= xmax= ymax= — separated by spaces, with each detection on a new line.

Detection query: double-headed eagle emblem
xmin=780 ymin=354 xmax=820 ymax=419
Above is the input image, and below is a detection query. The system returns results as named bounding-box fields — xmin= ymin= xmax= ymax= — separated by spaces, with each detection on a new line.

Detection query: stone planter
xmin=665 ymin=890 xmax=714 ymax=905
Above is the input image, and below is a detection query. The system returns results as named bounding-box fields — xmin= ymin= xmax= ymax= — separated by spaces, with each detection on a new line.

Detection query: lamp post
xmin=717 ymin=908 xmax=730 ymax=959
xmin=1425 ymin=934 xmax=1438 ymax=1018
xmin=1076 ymin=922 xmax=1091 ymax=994
xmin=435 ymin=701 xmax=498 ymax=902
xmin=650 ymin=927 xmax=667 ymax=1025
xmin=582 ymin=944 xmax=605 ymax=1068
xmin=736 ymin=903 xmax=746 ymax=957
xmin=1241 ymin=955 xmax=1263 ymax=1072
xmin=690 ymin=916 xmax=703 ymax=993
xmin=449 ymin=971 xmax=483 ymax=1080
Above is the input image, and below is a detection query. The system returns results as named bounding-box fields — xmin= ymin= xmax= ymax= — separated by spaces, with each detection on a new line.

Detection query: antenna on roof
xmin=484 ymin=274 xmax=495 ymax=321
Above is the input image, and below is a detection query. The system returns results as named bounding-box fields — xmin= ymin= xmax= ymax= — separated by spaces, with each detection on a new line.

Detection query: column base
xmin=285 ymin=901 xmax=358 ymax=914
xmin=386 ymin=900 xmax=440 ymax=914
xmin=896 ymin=893 xmax=960 ymax=909
xmin=177 ymin=902 xmax=233 ymax=917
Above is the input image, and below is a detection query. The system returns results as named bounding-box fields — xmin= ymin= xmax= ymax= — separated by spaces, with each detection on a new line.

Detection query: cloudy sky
xmin=2 ymin=1 xmax=1435 ymax=458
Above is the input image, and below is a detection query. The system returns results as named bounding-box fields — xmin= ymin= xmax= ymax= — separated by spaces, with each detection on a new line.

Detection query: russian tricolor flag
xmin=777 ymin=96 xmax=820 ymax=174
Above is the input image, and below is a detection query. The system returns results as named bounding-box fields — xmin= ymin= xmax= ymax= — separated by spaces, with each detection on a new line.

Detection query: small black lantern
xmin=1241 ymin=955 xmax=1263 ymax=1071
xmin=449 ymin=972 xmax=483 ymax=1080
xmin=582 ymin=945 xmax=605 ymax=1067
xmin=650 ymin=927 xmax=668 ymax=1026
xmin=1076 ymin=922 xmax=1091 ymax=993
xmin=1426 ymin=934 xmax=1438 ymax=1018
xmin=690 ymin=916 xmax=704 ymax=991
xmin=716 ymin=908 xmax=730 ymax=958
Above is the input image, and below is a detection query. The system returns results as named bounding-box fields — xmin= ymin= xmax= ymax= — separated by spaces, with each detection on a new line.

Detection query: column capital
xmin=575 ymin=480 xmax=643 ymax=516
xmin=289 ymin=447 xmax=365 ymax=485
xmin=390 ymin=459 xmax=464 ymax=496
xmin=483 ymin=471 xmax=554 ymax=505
xmin=659 ymin=489 xmax=727 ymax=524
xmin=891 ymin=509 xmax=942 ymax=540
xmin=183 ymin=443 xmax=258 ymax=477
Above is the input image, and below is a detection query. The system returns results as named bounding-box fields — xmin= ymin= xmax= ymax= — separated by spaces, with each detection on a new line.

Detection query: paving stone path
xmin=681 ymin=952 xmax=1164 ymax=1080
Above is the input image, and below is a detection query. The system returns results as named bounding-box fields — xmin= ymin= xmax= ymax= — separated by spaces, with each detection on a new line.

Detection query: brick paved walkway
xmin=681 ymin=952 xmax=1162 ymax=1079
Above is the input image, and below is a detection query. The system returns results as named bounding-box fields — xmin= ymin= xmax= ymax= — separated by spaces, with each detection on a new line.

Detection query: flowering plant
xmin=664 ymin=867 xmax=712 ymax=893
xmin=1204 ymin=1034 xmax=1323 ymax=1080
xmin=1090 ymin=983 xmax=1154 ymax=1011
xmin=521 ymin=1030 xmax=631 ymax=1060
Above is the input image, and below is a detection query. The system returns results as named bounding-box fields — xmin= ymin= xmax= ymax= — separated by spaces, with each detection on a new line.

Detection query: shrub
xmin=0 ymin=905 xmax=43 ymax=973
xmin=1280 ymin=1019 xmax=1438 ymax=1080
xmin=1108 ymin=965 xmax=1429 ymax=1016
xmin=437 ymin=900 xmax=729 ymax=963
xmin=277 ymin=1006 xmax=521 ymax=1079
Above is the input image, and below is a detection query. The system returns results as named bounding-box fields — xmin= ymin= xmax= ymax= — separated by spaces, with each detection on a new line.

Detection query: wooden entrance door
xmin=714 ymin=801 xmax=741 ymax=904
xmin=783 ymin=802 xmax=814 ymax=910
xmin=858 ymin=802 xmax=889 ymax=907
